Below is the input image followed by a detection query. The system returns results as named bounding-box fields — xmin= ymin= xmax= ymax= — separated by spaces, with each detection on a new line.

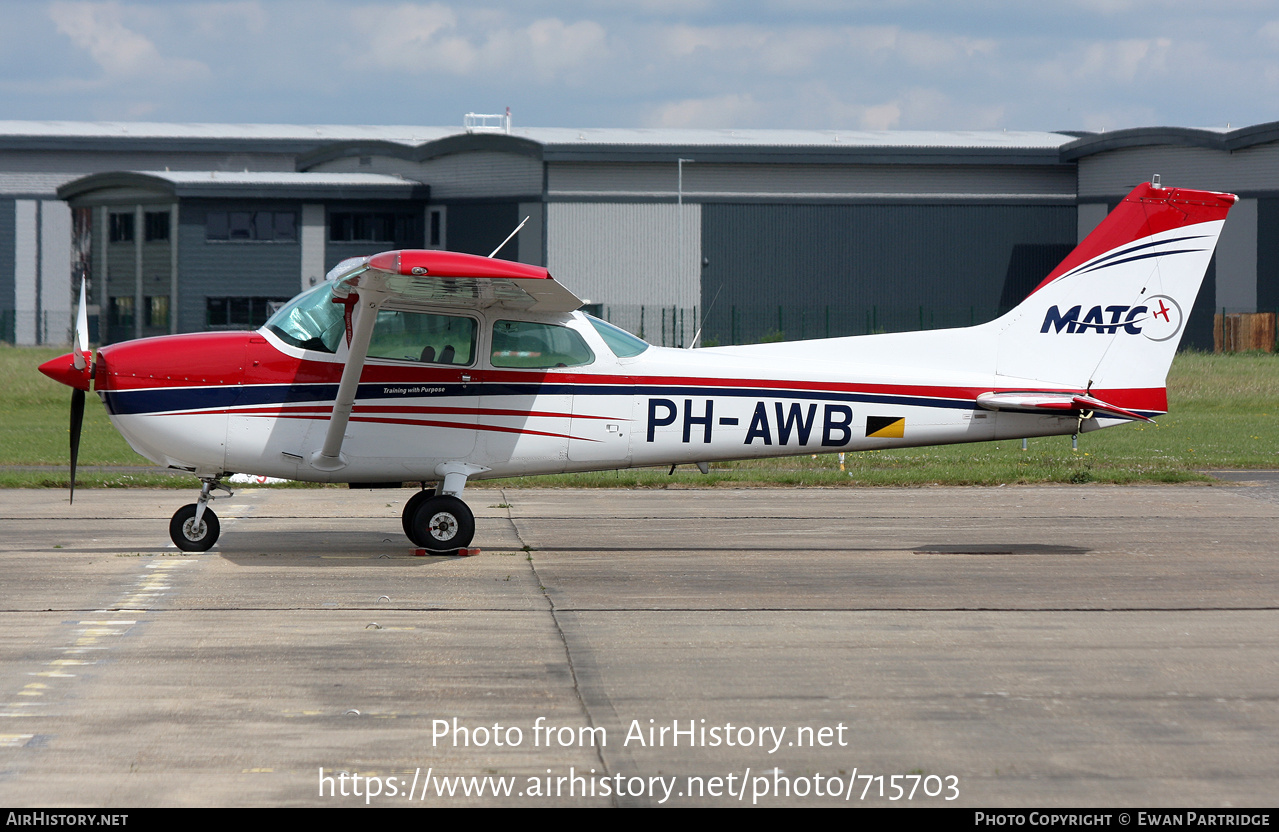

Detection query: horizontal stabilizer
xmin=977 ymin=392 xmax=1154 ymax=422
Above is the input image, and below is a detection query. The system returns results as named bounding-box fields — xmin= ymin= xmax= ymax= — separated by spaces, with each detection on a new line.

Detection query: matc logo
xmin=1040 ymin=295 xmax=1182 ymax=342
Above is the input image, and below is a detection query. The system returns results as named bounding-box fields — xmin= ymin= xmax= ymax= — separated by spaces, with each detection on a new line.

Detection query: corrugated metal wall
xmin=698 ymin=203 xmax=1077 ymax=345
xmin=1185 ymin=257 xmax=1217 ymax=352
xmin=1258 ymin=198 xmax=1279 ymax=316
xmin=1216 ymin=197 xmax=1258 ymax=314
xmin=445 ymin=202 xmax=520 ymax=260
xmin=176 ymin=200 xmax=302 ymax=334
xmin=1077 ymin=145 xmax=1279 ymax=198
xmin=0 ymin=199 xmax=15 ymax=341
xmin=315 ymin=152 xmax=541 ymax=200
xmin=549 ymin=162 xmax=1075 ymax=199
xmin=547 ymin=202 xmax=701 ymax=307
xmin=547 ymin=202 xmax=702 ymax=345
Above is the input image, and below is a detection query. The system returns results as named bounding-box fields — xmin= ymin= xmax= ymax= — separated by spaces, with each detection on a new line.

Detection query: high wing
xmin=327 ymin=250 xmax=584 ymax=313
xmin=313 ymin=250 xmax=583 ymax=472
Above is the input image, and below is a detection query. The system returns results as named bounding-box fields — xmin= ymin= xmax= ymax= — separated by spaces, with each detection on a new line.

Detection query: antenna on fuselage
xmin=488 ymin=216 xmax=530 ymax=258
xmin=689 ymin=280 xmax=724 ymax=349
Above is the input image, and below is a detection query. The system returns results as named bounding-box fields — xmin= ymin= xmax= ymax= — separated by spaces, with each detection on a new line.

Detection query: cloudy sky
xmin=1 ymin=1 xmax=1276 ymax=133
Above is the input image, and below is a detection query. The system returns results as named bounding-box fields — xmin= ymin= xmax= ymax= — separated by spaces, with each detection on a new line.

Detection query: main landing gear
xmin=401 ymin=487 xmax=476 ymax=552
xmin=170 ymin=477 xmax=232 ymax=552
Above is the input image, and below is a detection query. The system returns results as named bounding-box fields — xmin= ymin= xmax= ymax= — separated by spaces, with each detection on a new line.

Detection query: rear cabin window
xmin=490 ymin=320 xmax=594 ymax=369
xmin=368 ymin=310 xmax=477 ymax=365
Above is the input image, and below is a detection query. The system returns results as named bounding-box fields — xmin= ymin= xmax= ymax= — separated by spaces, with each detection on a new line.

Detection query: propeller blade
xmin=69 ymin=388 xmax=85 ymax=504
xmin=72 ymin=278 xmax=88 ymax=371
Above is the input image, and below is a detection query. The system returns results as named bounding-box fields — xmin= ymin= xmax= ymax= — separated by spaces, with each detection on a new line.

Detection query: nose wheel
xmin=169 ymin=477 xmax=231 ymax=551
xmin=404 ymin=494 xmax=475 ymax=552
xmin=170 ymin=503 xmax=220 ymax=551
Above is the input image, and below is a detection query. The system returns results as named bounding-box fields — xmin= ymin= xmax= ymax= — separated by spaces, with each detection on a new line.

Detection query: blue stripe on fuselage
xmin=101 ymin=380 xmax=980 ymax=417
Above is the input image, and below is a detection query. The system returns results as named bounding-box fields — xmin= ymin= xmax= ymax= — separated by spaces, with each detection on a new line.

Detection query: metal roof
xmin=1061 ymin=122 xmax=1279 ymax=160
xmin=13 ymin=118 xmax=1278 ymax=172
xmin=0 ymin=120 xmax=1071 ymax=148
xmin=1 ymin=119 xmax=1076 ymax=167
xmin=57 ymin=170 xmax=427 ymax=201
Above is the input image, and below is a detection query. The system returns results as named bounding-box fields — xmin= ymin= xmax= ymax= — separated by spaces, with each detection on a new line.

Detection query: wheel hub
xmin=429 ymin=512 xmax=458 ymax=541
xmin=182 ymin=519 xmax=207 ymax=541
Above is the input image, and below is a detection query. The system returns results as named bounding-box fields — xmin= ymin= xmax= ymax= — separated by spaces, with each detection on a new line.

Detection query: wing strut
xmin=310 ymin=292 xmax=383 ymax=471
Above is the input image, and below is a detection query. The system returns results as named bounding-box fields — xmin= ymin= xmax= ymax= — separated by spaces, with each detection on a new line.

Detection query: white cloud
xmin=646 ymin=93 xmax=764 ymax=128
xmin=352 ymin=5 xmax=607 ymax=80
xmin=1031 ymin=37 xmax=1173 ymax=88
xmin=485 ymin=18 xmax=609 ymax=80
xmin=48 ymin=1 xmax=209 ymax=82
xmin=2 ymin=1 xmax=1276 ymax=132
xmin=859 ymin=102 xmax=901 ymax=130
xmin=1258 ymin=20 xmax=1279 ymax=47
xmin=184 ymin=2 xmax=269 ymax=38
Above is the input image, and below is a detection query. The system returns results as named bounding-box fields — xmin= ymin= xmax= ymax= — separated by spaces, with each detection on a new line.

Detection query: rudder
xmin=993 ymin=181 xmax=1237 ymax=413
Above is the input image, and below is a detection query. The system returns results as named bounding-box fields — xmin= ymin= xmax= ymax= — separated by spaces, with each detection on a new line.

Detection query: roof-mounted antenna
xmin=690 ymin=279 xmax=724 ymax=349
xmin=1151 ymin=174 xmax=1161 ymax=189
xmin=488 ymin=216 xmax=530 ymax=258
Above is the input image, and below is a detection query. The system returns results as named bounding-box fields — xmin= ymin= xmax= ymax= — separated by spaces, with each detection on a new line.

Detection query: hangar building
xmin=4 ymin=118 xmax=1279 ymax=351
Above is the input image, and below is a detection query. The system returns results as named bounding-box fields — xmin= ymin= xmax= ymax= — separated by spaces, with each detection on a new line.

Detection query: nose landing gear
xmin=170 ymin=477 xmax=232 ymax=551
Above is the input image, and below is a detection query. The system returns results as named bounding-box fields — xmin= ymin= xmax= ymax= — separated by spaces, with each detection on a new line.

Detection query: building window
xmin=206 ymin=211 xmax=297 ymax=242
xmin=329 ymin=212 xmax=416 ymax=243
xmin=147 ymin=296 xmax=169 ymax=329
xmin=206 ymin=296 xmax=292 ymax=329
xmin=108 ymin=296 xmax=134 ymax=328
xmin=145 ymin=211 xmax=170 ymax=242
xmin=429 ymin=208 xmax=445 ymax=248
xmin=109 ymin=213 xmax=134 ymax=243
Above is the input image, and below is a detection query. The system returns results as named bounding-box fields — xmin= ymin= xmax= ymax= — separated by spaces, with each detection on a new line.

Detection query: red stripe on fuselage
xmin=95 ymin=329 xmax=1169 ymax=416
xmin=227 ymin=410 xmax=592 ymax=442
xmin=202 ymin=404 xmax=622 ymax=420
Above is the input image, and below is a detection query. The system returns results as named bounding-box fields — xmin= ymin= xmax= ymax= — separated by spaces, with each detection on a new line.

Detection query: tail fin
xmin=994 ymin=181 xmax=1237 ymax=413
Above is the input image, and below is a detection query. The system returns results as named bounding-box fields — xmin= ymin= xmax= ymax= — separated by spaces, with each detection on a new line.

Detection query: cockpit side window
xmin=368 ymin=310 xmax=477 ymax=365
xmin=490 ymin=320 xmax=595 ymax=369
xmin=263 ymin=283 xmax=345 ymax=354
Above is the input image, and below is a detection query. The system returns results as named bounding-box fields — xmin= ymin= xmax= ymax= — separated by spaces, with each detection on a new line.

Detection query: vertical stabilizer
xmin=994 ymin=182 xmax=1236 ymax=413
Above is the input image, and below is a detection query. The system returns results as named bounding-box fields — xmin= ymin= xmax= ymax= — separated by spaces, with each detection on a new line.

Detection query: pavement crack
xmin=500 ymin=488 xmax=616 ymax=805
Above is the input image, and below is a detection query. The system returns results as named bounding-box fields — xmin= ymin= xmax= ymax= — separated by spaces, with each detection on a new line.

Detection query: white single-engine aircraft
xmin=40 ymin=180 xmax=1236 ymax=552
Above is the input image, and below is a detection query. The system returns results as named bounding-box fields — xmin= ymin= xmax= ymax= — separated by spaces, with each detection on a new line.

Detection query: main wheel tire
xmin=409 ymin=495 xmax=475 ymax=552
xmin=401 ymin=489 xmax=435 ymax=541
xmin=170 ymin=503 xmax=220 ymax=552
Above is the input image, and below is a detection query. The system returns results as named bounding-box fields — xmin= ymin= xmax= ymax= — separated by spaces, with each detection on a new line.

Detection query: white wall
xmin=40 ymin=200 xmax=72 ymax=343
xmin=546 ymin=202 xmax=701 ymax=308
xmin=13 ymin=200 xmax=36 ymax=345
xmin=300 ymin=203 xmax=326 ymax=290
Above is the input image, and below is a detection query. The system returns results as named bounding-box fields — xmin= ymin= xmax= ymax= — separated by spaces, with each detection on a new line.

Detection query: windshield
xmin=263 ymin=283 xmax=345 ymax=353
xmin=586 ymin=315 xmax=649 ymax=357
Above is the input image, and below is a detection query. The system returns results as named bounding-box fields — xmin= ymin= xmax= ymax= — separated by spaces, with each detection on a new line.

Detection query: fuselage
xmin=90 ymin=306 xmax=1154 ymax=483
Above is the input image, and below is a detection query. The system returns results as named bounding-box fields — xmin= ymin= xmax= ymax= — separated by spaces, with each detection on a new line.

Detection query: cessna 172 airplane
xmin=40 ymin=179 xmax=1236 ymax=553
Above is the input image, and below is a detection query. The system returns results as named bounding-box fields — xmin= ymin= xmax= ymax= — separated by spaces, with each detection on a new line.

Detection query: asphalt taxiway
xmin=0 ymin=483 xmax=1276 ymax=807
